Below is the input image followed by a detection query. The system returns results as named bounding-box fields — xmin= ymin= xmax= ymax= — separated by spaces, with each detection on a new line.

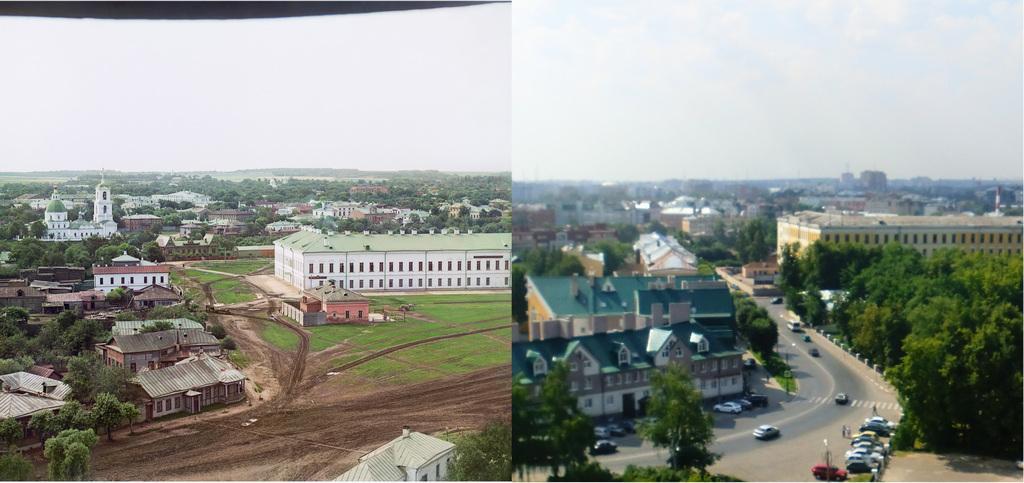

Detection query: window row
xmin=97 ymin=275 xmax=166 ymax=285
xmin=307 ymin=259 xmax=509 ymax=274
xmin=315 ymin=276 xmax=509 ymax=289
xmin=824 ymin=231 xmax=1022 ymax=245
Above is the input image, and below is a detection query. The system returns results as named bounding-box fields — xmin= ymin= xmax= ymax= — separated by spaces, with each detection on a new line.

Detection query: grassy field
xmin=210 ymin=279 xmax=257 ymax=304
xmin=307 ymin=318 xmax=466 ymax=352
xmin=228 ymin=350 xmax=251 ymax=368
xmin=183 ymin=269 xmax=229 ymax=284
xmin=261 ymin=322 xmax=300 ymax=351
xmin=348 ymin=333 xmax=508 ymax=384
xmin=193 ymin=259 xmax=272 ymax=275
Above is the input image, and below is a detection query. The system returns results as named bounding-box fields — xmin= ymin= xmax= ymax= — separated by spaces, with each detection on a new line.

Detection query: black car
xmin=771 ymin=297 xmax=784 ymax=304
xmin=607 ymin=424 xmax=626 ymax=437
xmin=620 ymin=420 xmax=636 ymax=434
xmin=590 ymin=440 xmax=618 ymax=455
xmin=859 ymin=423 xmax=891 ymax=437
xmin=810 ymin=348 xmax=821 ymax=357
xmin=743 ymin=358 xmax=757 ymax=370
xmin=845 ymin=460 xmax=875 ymax=474
xmin=835 ymin=393 xmax=850 ymax=405
xmin=734 ymin=399 xmax=754 ymax=411
xmin=744 ymin=393 xmax=769 ymax=407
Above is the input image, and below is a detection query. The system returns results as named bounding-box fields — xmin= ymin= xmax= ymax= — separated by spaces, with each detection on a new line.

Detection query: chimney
xmin=402 ymin=426 xmax=410 ymax=438
xmin=570 ymin=273 xmax=579 ymax=298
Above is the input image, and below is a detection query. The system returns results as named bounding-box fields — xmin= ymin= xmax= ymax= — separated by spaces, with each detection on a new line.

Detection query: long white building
xmin=274 ymin=230 xmax=512 ymax=292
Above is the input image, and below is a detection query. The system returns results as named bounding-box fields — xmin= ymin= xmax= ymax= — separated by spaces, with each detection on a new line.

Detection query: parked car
xmin=607 ymin=424 xmax=626 ymax=437
xmin=734 ymin=399 xmax=754 ymax=411
xmin=620 ymin=420 xmax=636 ymax=434
xmin=590 ymin=440 xmax=618 ymax=455
xmin=753 ymin=425 xmax=780 ymax=440
xmin=851 ymin=431 xmax=878 ymax=441
xmin=713 ymin=402 xmax=743 ymax=414
xmin=845 ymin=449 xmax=884 ymax=465
xmin=744 ymin=392 xmax=769 ymax=407
xmin=729 ymin=283 xmax=739 ymax=290
xmin=850 ymin=435 xmax=880 ymax=447
xmin=803 ymin=334 xmax=812 ymax=342
xmin=811 ymin=464 xmax=849 ymax=481
xmin=835 ymin=393 xmax=849 ymax=405
xmin=851 ymin=441 xmax=885 ymax=455
xmin=771 ymin=297 xmax=784 ymax=304
xmin=810 ymin=348 xmax=821 ymax=357
xmin=845 ymin=459 xmax=876 ymax=474
xmin=743 ymin=358 xmax=757 ymax=370
xmin=864 ymin=416 xmax=897 ymax=430
xmin=859 ymin=422 xmax=891 ymax=437
xmin=594 ymin=426 xmax=611 ymax=439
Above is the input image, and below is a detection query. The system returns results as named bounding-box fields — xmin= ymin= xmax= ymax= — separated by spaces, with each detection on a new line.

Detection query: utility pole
xmin=824 ymin=438 xmax=832 ymax=481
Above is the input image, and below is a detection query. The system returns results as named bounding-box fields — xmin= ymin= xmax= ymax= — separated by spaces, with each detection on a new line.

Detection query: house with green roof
xmin=515 ymin=273 xmax=745 ymax=417
xmin=273 ymin=229 xmax=511 ymax=293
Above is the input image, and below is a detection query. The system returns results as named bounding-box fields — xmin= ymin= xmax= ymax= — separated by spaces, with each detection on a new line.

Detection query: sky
xmin=512 ymin=0 xmax=1023 ymax=181
xmin=0 ymin=3 xmax=509 ymax=173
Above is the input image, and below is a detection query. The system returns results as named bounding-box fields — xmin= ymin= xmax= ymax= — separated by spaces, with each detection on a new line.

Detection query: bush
xmin=208 ymin=323 xmax=227 ymax=339
xmin=220 ymin=336 xmax=237 ymax=350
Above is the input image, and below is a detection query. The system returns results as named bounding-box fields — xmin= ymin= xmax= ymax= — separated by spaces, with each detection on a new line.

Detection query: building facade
xmin=133 ymin=354 xmax=244 ymax=420
xmin=777 ymin=211 xmax=1024 ymax=258
xmin=92 ymin=254 xmax=170 ymax=293
xmin=40 ymin=180 xmax=118 ymax=241
xmin=274 ymin=230 xmax=512 ymax=292
xmin=96 ymin=329 xmax=221 ymax=372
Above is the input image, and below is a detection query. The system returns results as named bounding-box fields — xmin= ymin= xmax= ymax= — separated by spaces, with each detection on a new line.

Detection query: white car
xmin=864 ymin=416 xmax=897 ymax=430
xmin=846 ymin=449 xmax=884 ymax=464
xmin=851 ymin=440 xmax=885 ymax=454
xmin=594 ymin=426 xmax=611 ymax=438
xmin=713 ymin=402 xmax=743 ymax=414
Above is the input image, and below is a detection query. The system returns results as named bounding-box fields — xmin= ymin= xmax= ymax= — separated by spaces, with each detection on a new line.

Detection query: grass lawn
xmin=193 ymin=259 xmax=272 ymax=275
xmin=348 ymin=333 xmax=508 ymax=385
xmin=753 ymin=350 xmax=799 ymax=393
xmin=413 ymin=302 xmax=510 ymax=324
xmin=260 ymin=322 xmax=300 ymax=351
xmin=183 ymin=269 xmax=230 ymax=284
xmin=228 ymin=350 xmax=251 ymax=368
xmin=307 ymin=318 xmax=466 ymax=352
xmin=367 ymin=293 xmax=510 ymax=307
xmin=210 ymin=279 xmax=256 ymax=304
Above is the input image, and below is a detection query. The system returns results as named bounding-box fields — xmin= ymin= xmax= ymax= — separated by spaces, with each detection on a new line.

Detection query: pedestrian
xmin=873 ymin=404 xmax=878 ymax=416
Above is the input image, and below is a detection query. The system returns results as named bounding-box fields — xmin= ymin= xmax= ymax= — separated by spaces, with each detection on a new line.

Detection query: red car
xmin=811 ymin=464 xmax=848 ymax=481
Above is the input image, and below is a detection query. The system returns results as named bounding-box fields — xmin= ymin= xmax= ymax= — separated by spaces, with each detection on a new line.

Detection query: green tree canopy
xmin=640 ymin=364 xmax=718 ymax=472
xmin=446 ymin=421 xmax=512 ymax=481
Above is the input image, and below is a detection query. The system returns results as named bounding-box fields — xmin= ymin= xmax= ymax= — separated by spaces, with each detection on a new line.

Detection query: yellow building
xmin=777 ymin=211 xmax=1023 ymax=258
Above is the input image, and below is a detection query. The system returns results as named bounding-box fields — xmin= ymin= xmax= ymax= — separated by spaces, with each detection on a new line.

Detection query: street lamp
xmin=824 ymin=438 xmax=832 ymax=481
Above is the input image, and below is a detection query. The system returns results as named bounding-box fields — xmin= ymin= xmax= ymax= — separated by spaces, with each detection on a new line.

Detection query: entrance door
xmin=622 ymin=393 xmax=636 ymax=419
xmin=638 ymin=396 xmax=650 ymax=417
xmin=145 ymin=403 xmax=153 ymax=420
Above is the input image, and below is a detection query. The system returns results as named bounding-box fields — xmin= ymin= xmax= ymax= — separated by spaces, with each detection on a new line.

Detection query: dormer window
xmin=533 ymin=359 xmax=546 ymax=376
xmin=602 ymin=280 xmax=615 ymax=292
xmin=618 ymin=347 xmax=629 ymax=366
xmin=698 ymin=338 xmax=709 ymax=353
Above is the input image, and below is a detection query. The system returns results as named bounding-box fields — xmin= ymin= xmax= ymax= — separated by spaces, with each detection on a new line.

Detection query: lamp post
xmin=824 ymin=438 xmax=832 ymax=481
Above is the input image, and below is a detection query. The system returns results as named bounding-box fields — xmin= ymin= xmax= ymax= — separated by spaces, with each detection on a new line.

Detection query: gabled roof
xmin=133 ymin=284 xmax=181 ymax=301
xmin=275 ymin=230 xmax=511 ymax=254
xmin=109 ymin=329 xmax=218 ymax=353
xmin=0 ymin=392 xmax=66 ymax=419
xmin=134 ymin=355 xmax=244 ymax=398
xmin=337 ymin=430 xmax=455 ymax=481
xmin=527 ymin=275 xmax=727 ymax=318
xmin=93 ymin=265 xmax=169 ymax=275
xmin=305 ymin=285 xmax=367 ymax=303
xmin=112 ymin=318 xmax=204 ymax=336
xmin=46 ymin=290 xmax=105 ymax=303
xmin=0 ymin=371 xmax=71 ymax=400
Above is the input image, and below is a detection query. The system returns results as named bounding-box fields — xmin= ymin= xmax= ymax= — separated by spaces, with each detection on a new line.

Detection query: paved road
xmin=595 ymin=296 xmax=902 ymax=481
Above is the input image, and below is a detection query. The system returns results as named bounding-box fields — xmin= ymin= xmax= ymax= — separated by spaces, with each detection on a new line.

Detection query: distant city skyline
xmin=0 ymin=3 xmax=509 ymax=172
xmin=512 ymin=1 xmax=1023 ymax=181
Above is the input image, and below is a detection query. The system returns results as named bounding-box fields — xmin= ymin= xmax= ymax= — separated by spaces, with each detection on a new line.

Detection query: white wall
xmin=94 ymin=272 xmax=170 ymax=293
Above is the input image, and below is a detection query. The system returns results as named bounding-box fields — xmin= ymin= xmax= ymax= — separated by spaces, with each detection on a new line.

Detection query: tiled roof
xmin=135 ymin=355 xmax=244 ymax=398
xmin=275 ymin=230 xmax=511 ymax=254
xmin=93 ymin=265 xmax=170 ymax=275
xmin=133 ymin=284 xmax=180 ymax=301
xmin=110 ymin=329 xmax=218 ymax=354
xmin=112 ymin=318 xmax=204 ymax=336
xmin=780 ymin=211 xmax=1024 ymax=228
xmin=527 ymin=275 xmax=728 ymax=318
xmin=0 ymin=392 xmax=66 ymax=419
xmin=337 ymin=430 xmax=455 ymax=481
xmin=46 ymin=290 xmax=105 ymax=303
xmin=0 ymin=371 xmax=72 ymax=400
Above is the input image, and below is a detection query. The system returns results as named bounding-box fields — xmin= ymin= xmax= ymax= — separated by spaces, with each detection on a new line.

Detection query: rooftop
xmin=305 ymin=285 xmax=368 ymax=303
xmin=0 ymin=392 xmax=66 ymax=419
xmin=93 ymin=265 xmax=170 ymax=275
xmin=134 ymin=354 xmax=244 ymax=399
xmin=275 ymin=230 xmax=511 ymax=254
xmin=109 ymin=329 xmax=218 ymax=353
xmin=112 ymin=318 xmax=205 ymax=336
xmin=780 ymin=211 xmax=1024 ymax=228
xmin=336 ymin=429 xmax=455 ymax=481
xmin=0 ymin=371 xmax=72 ymax=400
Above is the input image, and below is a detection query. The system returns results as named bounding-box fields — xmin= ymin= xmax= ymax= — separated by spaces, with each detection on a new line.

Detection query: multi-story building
xmin=95 ymin=329 xmax=221 ymax=372
xmin=516 ymin=274 xmax=744 ymax=416
xmin=151 ymin=190 xmax=212 ymax=207
xmin=777 ymin=211 xmax=1024 ymax=258
xmin=634 ymin=233 xmax=698 ymax=276
xmin=208 ymin=209 xmax=254 ymax=222
xmin=859 ymin=170 xmax=888 ymax=192
xmin=133 ymin=354 xmax=245 ymax=421
xmin=156 ymin=234 xmax=220 ymax=261
xmin=274 ymin=230 xmax=511 ymax=292
xmin=121 ymin=214 xmax=163 ymax=232
xmin=92 ymin=253 xmax=170 ymax=293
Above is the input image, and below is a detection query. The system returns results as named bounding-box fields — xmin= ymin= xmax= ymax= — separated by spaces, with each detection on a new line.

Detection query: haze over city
xmin=0 ymin=3 xmax=509 ymax=173
xmin=512 ymin=0 xmax=1023 ymax=181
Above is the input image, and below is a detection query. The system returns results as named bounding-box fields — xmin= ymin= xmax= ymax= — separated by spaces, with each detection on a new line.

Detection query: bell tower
xmin=93 ymin=174 xmax=113 ymax=223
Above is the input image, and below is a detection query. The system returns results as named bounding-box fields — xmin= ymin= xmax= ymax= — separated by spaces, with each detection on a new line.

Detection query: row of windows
xmin=308 ymin=259 xmax=508 ymax=274
xmin=97 ymin=275 xmax=166 ymax=285
xmin=823 ymin=231 xmax=1023 ymax=245
xmin=156 ymin=396 xmax=182 ymax=413
xmin=316 ymin=276 xmax=509 ymax=289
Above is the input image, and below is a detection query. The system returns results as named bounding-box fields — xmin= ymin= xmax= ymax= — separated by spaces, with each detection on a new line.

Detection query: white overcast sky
xmin=0 ymin=3 xmax=509 ymax=173
xmin=513 ymin=0 xmax=1023 ymax=181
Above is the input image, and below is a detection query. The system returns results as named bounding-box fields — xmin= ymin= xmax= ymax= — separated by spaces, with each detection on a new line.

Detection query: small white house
xmin=336 ymin=427 xmax=456 ymax=481
xmin=92 ymin=253 xmax=170 ymax=294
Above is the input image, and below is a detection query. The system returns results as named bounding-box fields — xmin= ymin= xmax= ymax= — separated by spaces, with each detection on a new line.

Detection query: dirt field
xmin=82 ymin=262 xmax=511 ymax=481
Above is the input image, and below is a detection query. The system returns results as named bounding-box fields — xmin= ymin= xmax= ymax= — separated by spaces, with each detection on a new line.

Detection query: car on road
xmin=803 ymin=334 xmax=812 ymax=342
xmin=620 ymin=420 xmax=636 ymax=433
xmin=607 ymin=424 xmax=626 ymax=437
xmin=753 ymin=425 xmax=780 ymax=440
xmin=811 ymin=464 xmax=849 ymax=481
xmin=771 ymin=297 xmax=783 ymax=304
xmin=713 ymin=402 xmax=743 ymax=414
xmin=859 ymin=422 xmax=891 ymax=437
xmin=594 ymin=426 xmax=611 ymax=439
xmin=835 ymin=393 xmax=849 ymax=405
xmin=590 ymin=440 xmax=618 ymax=455
xmin=810 ymin=348 xmax=821 ymax=357
xmin=864 ymin=416 xmax=897 ymax=430
xmin=729 ymin=283 xmax=739 ymax=290
xmin=743 ymin=392 xmax=769 ymax=407
xmin=733 ymin=399 xmax=754 ymax=411
xmin=743 ymin=358 xmax=757 ymax=370
xmin=845 ymin=459 xmax=876 ymax=474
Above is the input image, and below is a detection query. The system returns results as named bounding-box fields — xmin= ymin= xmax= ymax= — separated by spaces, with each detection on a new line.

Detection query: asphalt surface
xmin=594 ymin=296 xmax=902 ymax=481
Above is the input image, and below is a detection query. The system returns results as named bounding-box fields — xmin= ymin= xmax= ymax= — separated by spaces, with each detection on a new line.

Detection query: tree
xmin=120 ymin=403 xmax=140 ymax=435
xmin=511 ymin=265 xmax=528 ymax=324
xmin=29 ymin=412 xmax=56 ymax=444
xmin=0 ymin=356 xmax=33 ymax=375
xmin=538 ymin=362 xmax=594 ymax=478
xmin=511 ymin=379 xmax=543 ymax=479
xmin=446 ymin=421 xmax=512 ymax=481
xmin=0 ymin=452 xmax=33 ymax=481
xmin=641 ymin=364 xmax=718 ymax=472
xmin=29 ymin=221 xmax=46 ymax=239
xmin=221 ymin=336 xmax=237 ymax=350
xmin=91 ymin=393 xmax=128 ymax=442
xmin=777 ymin=243 xmax=802 ymax=291
xmin=105 ymin=287 xmax=130 ymax=305
xmin=0 ymin=418 xmax=23 ymax=448
xmin=550 ymin=461 xmax=615 ymax=482
xmin=208 ymin=322 xmax=227 ymax=339
xmin=43 ymin=429 xmax=98 ymax=481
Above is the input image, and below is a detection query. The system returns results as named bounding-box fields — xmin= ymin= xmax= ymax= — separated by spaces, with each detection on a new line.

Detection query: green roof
xmin=528 ymin=275 xmax=733 ymax=319
xmin=274 ymin=230 xmax=511 ymax=253
xmin=112 ymin=318 xmax=204 ymax=336
xmin=512 ymin=321 xmax=742 ymax=384
xmin=46 ymin=199 xmax=66 ymax=212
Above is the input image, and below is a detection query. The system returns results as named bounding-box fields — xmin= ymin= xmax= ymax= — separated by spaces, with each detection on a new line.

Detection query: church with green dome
xmin=41 ymin=180 xmax=118 ymax=241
